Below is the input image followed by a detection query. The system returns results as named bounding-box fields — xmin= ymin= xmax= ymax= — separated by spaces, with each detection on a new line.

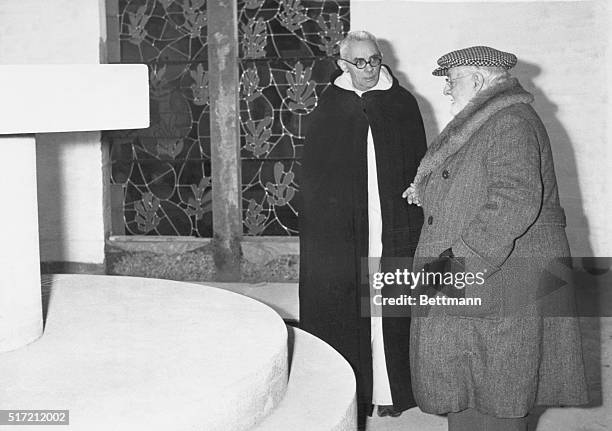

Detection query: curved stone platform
xmin=0 ymin=274 xmax=288 ymax=431
xmin=252 ymin=327 xmax=357 ymax=431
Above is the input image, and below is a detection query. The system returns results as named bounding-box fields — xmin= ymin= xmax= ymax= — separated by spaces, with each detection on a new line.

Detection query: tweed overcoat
xmin=299 ymin=67 xmax=426 ymax=411
xmin=410 ymin=78 xmax=588 ymax=417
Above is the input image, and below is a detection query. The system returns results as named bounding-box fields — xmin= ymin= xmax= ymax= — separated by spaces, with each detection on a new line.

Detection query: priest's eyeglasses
xmin=340 ymin=55 xmax=383 ymax=69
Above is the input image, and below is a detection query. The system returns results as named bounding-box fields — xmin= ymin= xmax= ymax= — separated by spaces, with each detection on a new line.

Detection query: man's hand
xmin=402 ymin=183 xmax=421 ymax=206
xmin=421 ymin=248 xmax=466 ymax=299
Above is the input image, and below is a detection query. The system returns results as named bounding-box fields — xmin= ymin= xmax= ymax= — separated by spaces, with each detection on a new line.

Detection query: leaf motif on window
xmin=241 ymin=18 xmax=267 ymax=59
xmin=244 ymin=0 xmax=265 ymax=10
xmin=266 ymin=162 xmax=296 ymax=206
xmin=149 ymin=65 xmax=172 ymax=99
xmin=241 ymin=67 xmax=262 ymax=102
xmin=156 ymin=138 xmax=184 ymax=158
xmin=127 ymin=5 xmax=150 ymax=45
xmin=158 ymin=0 xmax=174 ymax=9
xmin=286 ymin=62 xmax=316 ymax=113
xmin=245 ymin=199 xmax=267 ymax=235
xmin=149 ymin=91 xmax=191 ymax=158
xmin=278 ymin=0 xmax=308 ymax=32
xmin=157 ymin=0 xmax=174 ymax=9
xmin=186 ymin=177 xmax=212 ymax=220
xmin=134 ymin=192 xmax=161 ymax=233
xmin=182 ymin=0 xmax=207 ymax=38
xmin=190 ymin=64 xmax=209 ymax=106
xmin=245 ymin=116 xmax=273 ymax=157
xmin=316 ymin=14 xmax=344 ymax=56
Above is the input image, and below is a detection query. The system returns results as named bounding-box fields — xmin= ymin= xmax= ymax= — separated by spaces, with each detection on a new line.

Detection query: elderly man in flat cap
xmin=403 ymin=46 xmax=588 ymax=430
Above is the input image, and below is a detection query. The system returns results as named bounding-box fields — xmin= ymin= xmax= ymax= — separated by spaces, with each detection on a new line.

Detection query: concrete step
xmin=252 ymin=326 xmax=357 ymax=431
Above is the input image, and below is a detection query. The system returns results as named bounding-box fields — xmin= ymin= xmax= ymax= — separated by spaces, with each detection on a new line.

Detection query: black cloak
xmin=299 ymin=67 xmax=426 ymax=413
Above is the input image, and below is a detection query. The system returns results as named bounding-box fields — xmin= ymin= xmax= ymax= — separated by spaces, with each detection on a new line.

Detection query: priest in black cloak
xmin=299 ymin=30 xmax=426 ymax=423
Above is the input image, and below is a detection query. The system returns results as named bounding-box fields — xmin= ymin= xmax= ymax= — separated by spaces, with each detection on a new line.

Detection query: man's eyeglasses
xmin=339 ymin=55 xmax=383 ymax=69
xmin=444 ymin=74 xmax=473 ymax=89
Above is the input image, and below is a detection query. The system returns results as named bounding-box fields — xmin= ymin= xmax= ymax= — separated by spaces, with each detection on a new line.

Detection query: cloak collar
xmin=329 ymin=65 xmax=397 ymax=97
xmin=406 ymin=78 xmax=534 ymax=204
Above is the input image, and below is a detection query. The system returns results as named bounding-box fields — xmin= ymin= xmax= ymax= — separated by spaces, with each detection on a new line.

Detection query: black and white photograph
xmin=0 ymin=0 xmax=610 ymax=430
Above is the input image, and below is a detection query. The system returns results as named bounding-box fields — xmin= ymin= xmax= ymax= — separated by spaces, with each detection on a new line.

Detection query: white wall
xmin=352 ymin=0 xmax=611 ymax=257
xmin=35 ymin=133 xmax=106 ymax=263
xmin=0 ymin=0 xmax=108 ymax=264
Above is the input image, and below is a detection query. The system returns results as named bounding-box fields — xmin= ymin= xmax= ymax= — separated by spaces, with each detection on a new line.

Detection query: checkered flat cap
xmin=432 ymin=46 xmax=517 ymax=76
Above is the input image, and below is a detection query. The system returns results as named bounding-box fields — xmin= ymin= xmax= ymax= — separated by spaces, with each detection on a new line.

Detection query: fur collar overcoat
xmin=409 ymin=77 xmax=588 ymax=417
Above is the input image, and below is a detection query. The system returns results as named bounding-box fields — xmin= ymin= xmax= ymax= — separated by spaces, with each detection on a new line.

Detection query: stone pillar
xmin=0 ymin=136 xmax=43 ymax=352
xmin=208 ymin=0 xmax=242 ymax=281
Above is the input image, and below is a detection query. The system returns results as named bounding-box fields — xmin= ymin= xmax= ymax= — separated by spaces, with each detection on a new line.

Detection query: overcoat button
xmin=442 ymin=169 xmax=449 ymax=179
xmin=427 ymin=215 xmax=433 ymax=225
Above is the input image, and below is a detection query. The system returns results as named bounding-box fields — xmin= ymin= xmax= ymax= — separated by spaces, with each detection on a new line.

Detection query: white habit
xmin=334 ymin=67 xmax=394 ymax=405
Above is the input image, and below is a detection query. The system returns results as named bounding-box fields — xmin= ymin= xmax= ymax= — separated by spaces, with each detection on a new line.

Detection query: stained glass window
xmin=109 ymin=0 xmax=212 ymax=236
xmin=108 ymin=0 xmax=349 ymax=237
xmin=239 ymin=0 xmax=349 ymax=236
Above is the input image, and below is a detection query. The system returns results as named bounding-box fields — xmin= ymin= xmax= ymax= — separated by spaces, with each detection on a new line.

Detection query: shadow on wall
xmin=378 ymin=39 xmax=440 ymax=141
xmin=35 ymin=132 xmax=107 ymax=274
xmin=36 ymin=137 xmax=65 ymax=266
xmin=514 ymin=59 xmax=593 ymax=259
xmin=515 ymin=60 xmax=606 ymax=427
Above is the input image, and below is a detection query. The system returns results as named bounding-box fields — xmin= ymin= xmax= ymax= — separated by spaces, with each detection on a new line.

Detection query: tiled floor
xmin=200 ymin=278 xmax=612 ymax=431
